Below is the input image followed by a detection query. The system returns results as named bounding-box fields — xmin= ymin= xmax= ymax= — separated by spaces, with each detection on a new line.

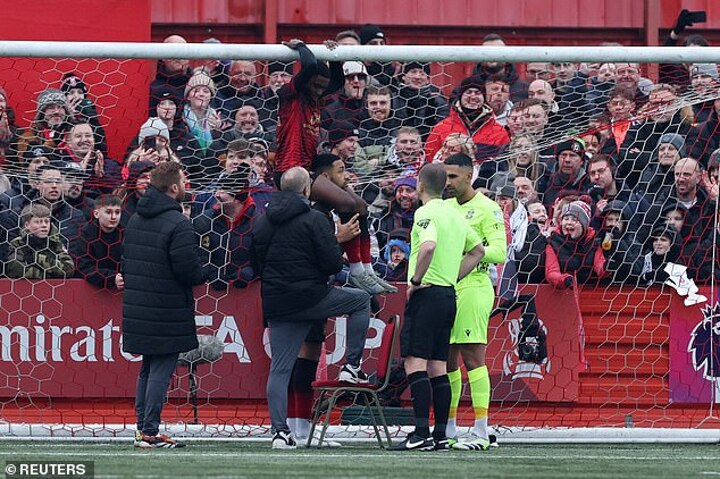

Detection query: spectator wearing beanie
xmin=60 ymin=72 xmax=108 ymax=154
xmin=638 ymin=132 xmax=686 ymax=205
xmin=321 ymin=61 xmax=369 ymax=130
xmin=325 ymin=121 xmax=360 ymax=172
xmin=16 ymin=88 xmax=72 ymax=160
xmin=394 ymin=61 xmax=449 ymax=141
xmin=261 ymin=62 xmax=294 ymax=130
xmin=425 ymin=76 xmax=509 ymax=165
xmin=144 ymin=84 xmax=198 ymax=160
xmin=540 ymin=138 xmax=591 ymax=209
xmin=545 ymin=199 xmax=608 ymax=289
xmin=371 ymin=176 xmax=418 ymax=253
xmin=182 ymin=72 xmax=223 ymax=186
xmin=358 ymin=24 xmax=395 ymax=86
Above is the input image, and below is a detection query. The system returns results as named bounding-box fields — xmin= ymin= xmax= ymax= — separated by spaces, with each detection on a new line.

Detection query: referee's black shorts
xmin=400 ymin=285 xmax=457 ymax=361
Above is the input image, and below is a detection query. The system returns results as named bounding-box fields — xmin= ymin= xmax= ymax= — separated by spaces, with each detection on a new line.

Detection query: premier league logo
xmin=688 ymin=302 xmax=720 ymax=381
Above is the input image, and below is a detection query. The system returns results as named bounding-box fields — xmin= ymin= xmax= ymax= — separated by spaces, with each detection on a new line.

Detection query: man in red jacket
xmin=425 ymin=76 xmax=509 ymax=163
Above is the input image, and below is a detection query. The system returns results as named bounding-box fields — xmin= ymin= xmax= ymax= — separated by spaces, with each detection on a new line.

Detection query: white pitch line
xmin=2 ymin=452 xmax=720 ymax=461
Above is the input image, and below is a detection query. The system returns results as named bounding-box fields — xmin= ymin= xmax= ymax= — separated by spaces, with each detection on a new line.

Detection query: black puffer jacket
xmin=122 ymin=186 xmax=205 ymax=355
xmin=252 ymin=190 xmax=343 ymax=321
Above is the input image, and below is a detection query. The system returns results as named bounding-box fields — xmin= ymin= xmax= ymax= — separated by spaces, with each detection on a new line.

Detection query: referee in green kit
xmin=392 ymin=163 xmax=486 ymax=451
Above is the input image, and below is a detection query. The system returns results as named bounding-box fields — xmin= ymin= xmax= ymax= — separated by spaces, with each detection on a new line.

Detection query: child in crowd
xmin=545 ymin=200 xmax=607 ymax=289
xmin=70 ymin=194 xmax=123 ymax=289
xmin=5 ymin=204 xmax=74 ymax=279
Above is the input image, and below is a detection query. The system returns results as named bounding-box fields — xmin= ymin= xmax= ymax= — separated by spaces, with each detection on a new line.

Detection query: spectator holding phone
xmin=660 ymin=9 xmax=709 ymax=91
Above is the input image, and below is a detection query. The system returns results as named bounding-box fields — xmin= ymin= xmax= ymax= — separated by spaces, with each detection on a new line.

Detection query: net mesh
xmin=0 ymin=50 xmax=718 ymax=438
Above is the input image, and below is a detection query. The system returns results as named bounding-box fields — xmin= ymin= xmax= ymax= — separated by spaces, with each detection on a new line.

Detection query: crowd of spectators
xmin=0 ymin=20 xmax=717 ymax=291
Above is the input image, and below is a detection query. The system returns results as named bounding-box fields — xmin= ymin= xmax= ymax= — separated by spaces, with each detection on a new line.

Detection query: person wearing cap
xmin=193 ymin=165 xmax=265 ymax=291
xmin=545 ymin=199 xmax=608 ymax=289
xmin=261 ymin=62 xmax=294 ymax=130
xmin=0 ymin=164 xmax=84 ymax=251
xmin=442 ymin=154 xmax=507 ymax=450
xmin=213 ymin=60 xmax=266 ymax=130
xmin=689 ymin=94 xmax=720 ymax=167
xmin=149 ymin=35 xmax=193 ymax=117
xmin=16 ymin=88 xmax=72 ymax=160
xmin=321 ymin=61 xmax=369 ymax=130
xmin=586 ymin=154 xmax=649 ymax=239
xmin=372 ymin=175 xmax=418 ymax=254
xmin=425 ymin=76 xmax=509 ymax=165
xmin=394 ymin=61 xmax=449 ymax=140
xmin=145 ymin=85 xmax=198 ymax=162
xmin=357 ymin=24 xmax=396 ymax=87
xmin=1 ymin=147 xmax=54 ymax=208
xmin=539 ymin=138 xmax=591 ymax=209
xmin=60 ymin=72 xmax=107 ymax=154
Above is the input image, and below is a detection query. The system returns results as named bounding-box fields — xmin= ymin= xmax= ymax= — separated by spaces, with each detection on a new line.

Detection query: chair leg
xmin=307 ymin=390 xmax=327 ymax=448
xmin=361 ymin=392 xmax=384 ymax=448
xmin=370 ymin=392 xmax=392 ymax=448
xmin=318 ymin=392 xmax=339 ymax=449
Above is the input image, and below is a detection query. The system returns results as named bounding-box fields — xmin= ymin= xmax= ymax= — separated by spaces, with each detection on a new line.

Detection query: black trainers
xmin=271 ymin=430 xmax=297 ymax=450
xmin=338 ymin=364 xmax=369 ymax=384
xmin=432 ymin=438 xmax=451 ymax=451
xmin=137 ymin=433 xmax=186 ymax=448
xmin=390 ymin=433 xmax=434 ymax=451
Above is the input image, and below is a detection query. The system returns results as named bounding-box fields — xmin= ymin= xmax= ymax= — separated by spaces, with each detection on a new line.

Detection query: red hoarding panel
xmin=0 ymin=280 xmax=582 ymax=403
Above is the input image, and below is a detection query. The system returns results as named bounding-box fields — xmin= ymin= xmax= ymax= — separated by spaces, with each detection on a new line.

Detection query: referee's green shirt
xmin=408 ymin=198 xmax=481 ymax=287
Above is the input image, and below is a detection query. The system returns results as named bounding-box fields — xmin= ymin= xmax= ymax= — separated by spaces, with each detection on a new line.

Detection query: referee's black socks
xmin=407 ymin=371 xmax=431 ymax=437
xmin=431 ymin=374 xmax=451 ymax=440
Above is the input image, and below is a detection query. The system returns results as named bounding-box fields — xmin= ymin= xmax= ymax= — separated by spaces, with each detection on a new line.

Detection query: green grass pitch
xmin=1 ymin=441 xmax=719 ymax=478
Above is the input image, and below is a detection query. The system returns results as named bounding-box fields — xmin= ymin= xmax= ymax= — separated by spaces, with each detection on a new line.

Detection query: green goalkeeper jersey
xmin=446 ymin=192 xmax=507 ymax=286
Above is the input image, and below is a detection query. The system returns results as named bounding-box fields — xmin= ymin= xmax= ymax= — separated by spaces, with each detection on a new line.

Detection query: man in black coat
xmin=252 ymin=167 xmax=371 ymax=449
xmin=120 ymin=162 xmax=205 ymax=449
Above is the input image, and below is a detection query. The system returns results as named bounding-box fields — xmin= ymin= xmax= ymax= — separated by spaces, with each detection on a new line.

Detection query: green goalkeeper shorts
xmin=450 ymin=278 xmax=494 ymax=345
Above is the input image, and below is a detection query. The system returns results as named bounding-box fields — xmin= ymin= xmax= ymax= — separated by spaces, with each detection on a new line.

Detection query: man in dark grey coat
xmin=253 ymin=167 xmax=371 ymax=449
xmin=119 ymin=161 xmax=205 ymax=448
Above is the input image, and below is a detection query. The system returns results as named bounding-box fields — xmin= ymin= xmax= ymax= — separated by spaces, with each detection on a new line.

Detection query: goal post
xmin=0 ymin=41 xmax=718 ymax=442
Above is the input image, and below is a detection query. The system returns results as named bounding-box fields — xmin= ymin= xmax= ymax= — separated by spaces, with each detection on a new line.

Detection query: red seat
xmin=307 ymin=315 xmax=400 ymax=449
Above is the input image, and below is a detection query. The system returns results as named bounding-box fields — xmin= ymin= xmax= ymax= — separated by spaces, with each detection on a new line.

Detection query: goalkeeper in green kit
xmin=443 ymin=154 xmax=507 ymax=450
